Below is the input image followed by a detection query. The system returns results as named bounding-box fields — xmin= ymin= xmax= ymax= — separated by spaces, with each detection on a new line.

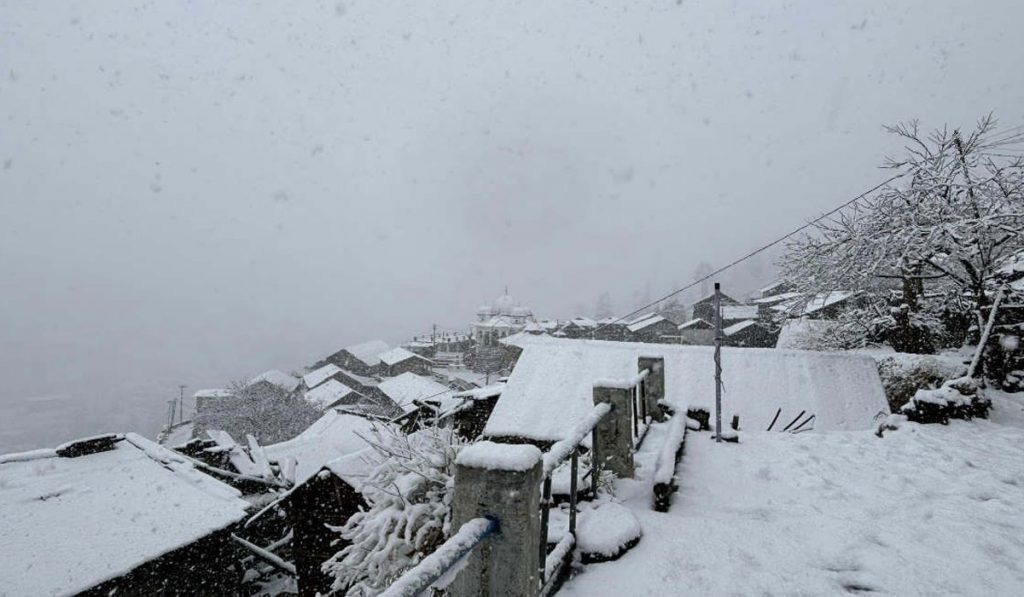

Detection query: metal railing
xmin=631 ymin=369 xmax=651 ymax=448
xmin=537 ymin=402 xmax=612 ymax=595
xmin=380 ymin=516 xmax=498 ymax=597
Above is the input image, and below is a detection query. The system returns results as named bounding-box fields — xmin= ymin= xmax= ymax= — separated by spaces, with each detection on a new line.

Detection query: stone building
xmin=626 ymin=314 xmax=679 ymax=343
xmin=378 ymin=347 xmax=433 ymax=377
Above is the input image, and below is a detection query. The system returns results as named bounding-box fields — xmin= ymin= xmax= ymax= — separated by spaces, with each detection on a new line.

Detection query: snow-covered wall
xmin=484 ymin=336 xmax=888 ymax=443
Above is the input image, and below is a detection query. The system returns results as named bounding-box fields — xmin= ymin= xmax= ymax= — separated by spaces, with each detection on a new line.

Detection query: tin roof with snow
xmin=484 ymin=335 xmax=888 ymax=443
xmin=626 ymin=314 xmax=669 ymax=332
xmin=0 ymin=433 xmax=250 ymax=596
xmin=303 ymin=363 xmax=343 ymax=389
xmin=378 ymin=372 xmax=455 ymax=413
xmin=378 ymin=346 xmax=429 ymax=366
xmin=248 ymin=369 xmax=300 ymax=392
xmin=343 ymin=339 xmax=391 ymax=366
xmin=723 ymin=320 xmax=759 ymax=336
xmin=678 ymin=318 xmax=713 ymax=330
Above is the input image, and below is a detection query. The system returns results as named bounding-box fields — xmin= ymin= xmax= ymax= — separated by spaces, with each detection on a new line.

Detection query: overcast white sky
xmin=2 ymin=0 xmax=1023 ymax=450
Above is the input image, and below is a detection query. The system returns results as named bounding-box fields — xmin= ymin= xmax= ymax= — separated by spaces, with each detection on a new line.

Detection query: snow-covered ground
xmin=562 ymin=392 xmax=1024 ymax=596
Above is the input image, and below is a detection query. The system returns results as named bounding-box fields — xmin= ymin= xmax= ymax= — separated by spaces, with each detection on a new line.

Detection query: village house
xmin=247 ymin=369 xmax=301 ymax=395
xmin=559 ymin=316 xmax=598 ymax=338
xmin=0 ymin=433 xmax=252 ymax=596
xmin=268 ymin=450 xmax=376 ymax=596
xmin=304 ymin=379 xmax=362 ymax=410
xmin=255 ymin=411 xmax=382 ymax=596
xmin=626 ymin=313 xmax=679 ymax=343
xmin=772 ymin=290 xmax=859 ymax=320
xmin=377 ymin=372 xmax=456 ymax=415
xmin=378 ymin=346 xmax=433 ymax=377
xmin=690 ymin=291 xmax=741 ymax=322
xmin=719 ymin=304 xmax=761 ymax=326
xmin=315 ymin=340 xmax=391 ymax=376
xmin=192 ymin=388 xmax=234 ymax=438
xmin=592 ymin=317 xmax=631 ymax=341
xmin=677 ymin=318 xmax=715 ymax=345
xmin=722 ymin=319 xmax=777 ymax=348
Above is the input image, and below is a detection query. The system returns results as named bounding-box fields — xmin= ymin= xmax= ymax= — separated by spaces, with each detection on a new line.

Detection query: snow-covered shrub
xmin=901 ymin=376 xmax=992 ymax=424
xmin=875 ymin=353 xmax=967 ymax=412
xmin=323 ymin=424 xmax=466 ymax=596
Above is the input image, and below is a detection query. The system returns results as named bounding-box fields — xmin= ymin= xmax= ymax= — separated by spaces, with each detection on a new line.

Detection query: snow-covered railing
xmin=380 ymin=517 xmax=498 ymax=597
xmin=537 ymin=402 xmax=613 ymax=595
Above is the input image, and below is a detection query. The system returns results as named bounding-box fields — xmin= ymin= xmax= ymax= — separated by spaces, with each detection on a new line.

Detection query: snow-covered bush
xmin=323 ymin=424 xmax=466 ymax=596
xmin=194 ymin=379 xmax=322 ymax=444
xmin=875 ymin=353 xmax=967 ymax=412
xmin=901 ymin=376 xmax=992 ymax=424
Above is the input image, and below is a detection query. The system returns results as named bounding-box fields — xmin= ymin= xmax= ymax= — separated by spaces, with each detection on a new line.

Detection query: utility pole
xmin=178 ymin=385 xmax=187 ymax=425
xmin=713 ymin=283 xmax=723 ymax=443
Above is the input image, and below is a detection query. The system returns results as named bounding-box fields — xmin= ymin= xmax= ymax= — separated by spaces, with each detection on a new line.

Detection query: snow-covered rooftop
xmin=304 ymin=379 xmax=358 ymax=410
xmin=378 ymin=346 xmax=427 ymax=367
xmin=678 ymin=318 xmax=713 ymax=330
xmin=247 ymin=369 xmax=300 ymax=392
xmin=193 ymin=388 xmax=233 ymax=399
xmin=344 ymin=340 xmax=391 ymax=366
xmin=454 ymin=382 xmax=506 ymax=400
xmin=723 ymin=320 xmax=759 ymax=336
xmin=773 ymin=291 xmax=856 ymax=317
xmin=721 ymin=305 xmax=760 ymax=321
xmin=568 ymin=316 xmax=598 ymax=328
xmin=626 ymin=314 xmax=668 ymax=333
xmin=324 ymin=448 xmax=380 ymax=492
xmin=0 ymin=433 xmax=250 ymax=596
xmin=378 ymin=372 xmax=455 ymax=413
xmin=484 ymin=335 xmax=888 ymax=443
xmin=338 ymin=368 xmax=381 ymax=388
xmin=757 ymin=280 xmax=787 ymax=296
xmin=263 ymin=410 xmax=377 ymax=484
xmin=303 ymin=363 xmax=342 ymax=390
xmin=751 ymin=291 xmax=803 ymax=305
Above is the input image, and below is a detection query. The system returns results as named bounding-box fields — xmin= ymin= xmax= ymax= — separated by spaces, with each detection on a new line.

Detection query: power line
xmin=591 ymin=172 xmax=907 ymax=336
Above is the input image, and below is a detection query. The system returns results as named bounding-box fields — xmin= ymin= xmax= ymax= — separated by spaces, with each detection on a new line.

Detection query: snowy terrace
xmin=0 ymin=433 xmax=251 ymax=596
xmin=484 ymin=335 xmax=888 ymax=444
xmin=560 ymin=392 xmax=1024 ymax=596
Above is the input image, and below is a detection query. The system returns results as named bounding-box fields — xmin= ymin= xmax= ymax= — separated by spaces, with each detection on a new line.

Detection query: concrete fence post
xmin=592 ymin=385 xmax=635 ymax=483
xmin=450 ymin=442 xmax=543 ymax=597
xmin=638 ymin=356 xmax=666 ymax=422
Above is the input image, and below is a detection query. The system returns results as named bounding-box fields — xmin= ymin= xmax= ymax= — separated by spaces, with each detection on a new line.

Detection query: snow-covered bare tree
xmin=781 ymin=115 xmax=1024 ymax=353
xmin=323 ymin=423 xmax=466 ymax=596
xmin=193 ymin=379 xmax=322 ymax=444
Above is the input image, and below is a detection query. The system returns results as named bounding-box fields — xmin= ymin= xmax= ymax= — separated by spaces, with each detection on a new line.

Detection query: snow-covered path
xmin=562 ymin=395 xmax=1024 ymax=596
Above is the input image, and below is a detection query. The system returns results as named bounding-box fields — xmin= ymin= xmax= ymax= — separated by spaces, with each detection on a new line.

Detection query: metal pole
xmin=539 ymin=476 xmax=552 ymax=586
xmin=178 ymin=385 xmax=187 ymax=425
xmin=569 ymin=450 xmax=578 ymax=536
xmin=714 ymin=283 xmax=723 ymax=443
